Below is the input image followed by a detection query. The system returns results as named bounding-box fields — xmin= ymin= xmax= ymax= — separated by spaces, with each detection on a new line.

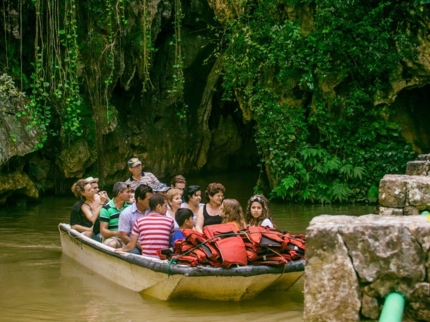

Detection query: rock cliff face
xmin=0 ymin=0 xmax=258 ymax=204
xmin=1 ymin=0 xmax=430 ymax=204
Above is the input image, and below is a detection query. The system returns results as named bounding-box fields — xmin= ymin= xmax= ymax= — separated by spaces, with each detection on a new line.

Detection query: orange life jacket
xmin=203 ymin=223 xmax=248 ymax=268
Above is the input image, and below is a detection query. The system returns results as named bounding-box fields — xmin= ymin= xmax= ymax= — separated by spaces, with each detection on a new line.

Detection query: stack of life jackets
xmin=157 ymin=223 xmax=306 ymax=268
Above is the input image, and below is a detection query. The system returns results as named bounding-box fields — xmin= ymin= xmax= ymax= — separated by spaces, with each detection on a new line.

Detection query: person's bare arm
xmin=120 ymin=231 xmax=131 ymax=245
xmin=83 ymin=194 xmax=108 ymax=221
xmin=100 ymin=222 xmax=120 ymax=239
xmin=195 ymin=207 xmax=204 ymax=233
xmin=71 ymin=224 xmax=92 ymax=233
xmin=116 ymin=234 xmax=138 ymax=252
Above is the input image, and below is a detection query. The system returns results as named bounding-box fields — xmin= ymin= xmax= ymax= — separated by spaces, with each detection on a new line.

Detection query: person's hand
xmin=99 ymin=191 xmax=109 ymax=203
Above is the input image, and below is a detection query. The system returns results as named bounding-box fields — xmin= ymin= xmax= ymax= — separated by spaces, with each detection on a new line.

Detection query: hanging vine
xmin=168 ymin=0 xmax=187 ymax=119
xmin=141 ymin=0 xmax=154 ymax=92
xmin=60 ymin=0 xmax=83 ymax=141
xmin=25 ymin=0 xmax=83 ymax=148
xmin=26 ymin=0 xmax=51 ymax=148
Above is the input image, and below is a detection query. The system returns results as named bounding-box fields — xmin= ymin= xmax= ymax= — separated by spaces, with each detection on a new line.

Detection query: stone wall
xmin=304 ymin=215 xmax=430 ymax=322
xmin=304 ymin=154 xmax=430 ymax=321
xmin=379 ymin=154 xmax=430 ymax=216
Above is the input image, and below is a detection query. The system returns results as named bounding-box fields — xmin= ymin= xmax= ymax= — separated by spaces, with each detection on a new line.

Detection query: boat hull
xmin=59 ymin=223 xmax=304 ymax=301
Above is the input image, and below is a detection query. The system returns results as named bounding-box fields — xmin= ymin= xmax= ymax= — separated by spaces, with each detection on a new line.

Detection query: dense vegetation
xmin=220 ymin=0 xmax=422 ymax=202
xmin=1 ymin=0 xmax=427 ymax=202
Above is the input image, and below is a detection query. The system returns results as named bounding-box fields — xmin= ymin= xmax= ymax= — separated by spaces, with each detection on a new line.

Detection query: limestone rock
xmin=0 ymin=74 xmax=41 ymax=166
xmin=410 ymin=283 xmax=430 ymax=321
xmin=379 ymin=174 xmax=407 ymax=207
xmin=379 ymin=207 xmax=403 ymax=216
xmin=361 ymin=294 xmax=380 ymax=320
xmin=0 ymin=171 xmax=39 ymax=205
xmin=404 ymin=206 xmax=419 ymax=216
xmin=304 ymin=215 xmax=430 ymax=321
xmin=379 ymin=174 xmax=430 ymax=210
xmin=406 ymin=160 xmax=430 ymax=176
xmin=338 ymin=215 xmax=426 ymax=285
xmin=304 ymin=215 xmax=361 ymax=322
xmin=206 ymin=0 xmax=245 ymax=25
xmin=407 ymin=176 xmax=430 ymax=210
xmin=418 ymin=154 xmax=430 ymax=161
xmin=56 ymin=141 xmax=94 ymax=178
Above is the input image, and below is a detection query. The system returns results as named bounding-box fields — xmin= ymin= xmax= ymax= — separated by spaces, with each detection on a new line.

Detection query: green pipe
xmin=379 ymin=292 xmax=405 ymax=322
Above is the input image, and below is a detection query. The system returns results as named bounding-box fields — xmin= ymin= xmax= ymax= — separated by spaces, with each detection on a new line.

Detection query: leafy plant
xmin=220 ymin=0 xmax=419 ymax=203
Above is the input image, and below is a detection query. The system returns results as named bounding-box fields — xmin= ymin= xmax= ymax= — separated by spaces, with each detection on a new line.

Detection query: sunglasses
xmin=250 ymin=196 xmax=263 ymax=203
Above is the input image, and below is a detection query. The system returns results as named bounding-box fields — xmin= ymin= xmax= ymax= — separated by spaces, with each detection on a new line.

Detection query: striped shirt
xmin=100 ymin=200 xmax=130 ymax=231
xmin=132 ymin=213 xmax=174 ymax=257
xmin=125 ymin=172 xmax=160 ymax=190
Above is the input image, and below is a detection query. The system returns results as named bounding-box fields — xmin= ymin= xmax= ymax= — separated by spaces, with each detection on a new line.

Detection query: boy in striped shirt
xmin=118 ymin=193 xmax=174 ymax=257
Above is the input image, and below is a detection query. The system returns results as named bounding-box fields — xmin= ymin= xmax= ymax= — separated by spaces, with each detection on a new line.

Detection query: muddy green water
xmin=0 ymin=171 xmax=376 ymax=321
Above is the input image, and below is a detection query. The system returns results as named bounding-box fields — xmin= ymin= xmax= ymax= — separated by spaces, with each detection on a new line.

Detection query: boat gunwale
xmin=59 ymin=223 xmax=305 ymax=277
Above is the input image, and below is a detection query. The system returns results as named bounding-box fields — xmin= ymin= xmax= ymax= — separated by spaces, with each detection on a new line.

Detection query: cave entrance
xmin=204 ymin=95 xmax=260 ymax=173
xmin=391 ymin=85 xmax=430 ymax=154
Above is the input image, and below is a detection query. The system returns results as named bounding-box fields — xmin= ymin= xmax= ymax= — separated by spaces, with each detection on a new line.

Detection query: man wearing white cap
xmin=125 ymin=157 xmax=160 ymax=190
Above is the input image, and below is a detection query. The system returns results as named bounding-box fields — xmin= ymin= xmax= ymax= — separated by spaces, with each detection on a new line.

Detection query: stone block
xmin=379 ymin=175 xmax=407 ymax=207
xmin=304 ymin=215 xmax=362 ymax=322
xmin=379 ymin=207 xmax=403 ymax=216
xmin=338 ymin=215 xmax=426 ymax=284
xmin=304 ymin=215 xmax=430 ymax=321
xmin=361 ymin=294 xmax=380 ymax=320
xmin=406 ymin=161 xmax=430 ymax=176
xmin=417 ymin=154 xmax=430 ymax=161
xmin=407 ymin=176 xmax=430 ymax=209
xmin=404 ymin=206 xmax=420 ymax=216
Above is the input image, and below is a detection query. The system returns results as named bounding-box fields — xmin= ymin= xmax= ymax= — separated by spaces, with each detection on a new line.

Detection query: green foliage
xmin=25 ymin=0 xmax=84 ymax=148
xmin=141 ymin=0 xmax=154 ymax=92
xmin=221 ymin=0 xmax=419 ymax=203
xmin=168 ymin=0 xmax=187 ymax=119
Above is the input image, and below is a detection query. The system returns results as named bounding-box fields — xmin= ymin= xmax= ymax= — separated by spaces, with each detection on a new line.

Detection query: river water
xmin=0 ymin=171 xmax=376 ymax=321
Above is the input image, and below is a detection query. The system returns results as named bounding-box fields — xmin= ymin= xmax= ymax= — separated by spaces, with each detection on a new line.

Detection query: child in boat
xmin=170 ymin=208 xmax=194 ymax=247
xmin=116 ymin=193 xmax=174 ymax=257
xmin=220 ymin=199 xmax=246 ymax=230
xmin=246 ymin=194 xmax=275 ymax=228
xmin=128 ymin=189 xmax=136 ymax=204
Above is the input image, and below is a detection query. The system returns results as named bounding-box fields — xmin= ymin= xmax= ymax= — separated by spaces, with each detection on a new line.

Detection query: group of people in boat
xmin=70 ymin=157 xmax=275 ymax=257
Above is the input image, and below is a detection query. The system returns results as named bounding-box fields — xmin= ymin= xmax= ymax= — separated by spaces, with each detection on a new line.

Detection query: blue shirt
xmin=171 ymin=229 xmax=186 ymax=247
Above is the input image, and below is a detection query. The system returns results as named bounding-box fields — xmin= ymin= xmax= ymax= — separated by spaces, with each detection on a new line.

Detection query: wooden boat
xmin=58 ymin=223 xmax=305 ymax=301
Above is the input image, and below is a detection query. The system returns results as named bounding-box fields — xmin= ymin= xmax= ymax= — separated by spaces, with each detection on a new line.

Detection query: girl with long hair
xmin=246 ymin=194 xmax=275 ymax=228
xmin=220 ymin=198 xmax=246 ymax=230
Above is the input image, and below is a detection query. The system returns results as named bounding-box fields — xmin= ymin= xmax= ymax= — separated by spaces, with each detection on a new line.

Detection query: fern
xmin=325 ymin=157 xmax=341 ymax=172
xmin=331 ymin=182 xmax=352 ymax=202
xmin=353 ymin=166 xmax=365 ymax=180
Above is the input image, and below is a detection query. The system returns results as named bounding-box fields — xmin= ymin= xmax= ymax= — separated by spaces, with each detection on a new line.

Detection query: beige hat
xmin=85 ymin=177 xmax=99 ymax=184
xmin=128 ymin=157 xmax=142 ymax=168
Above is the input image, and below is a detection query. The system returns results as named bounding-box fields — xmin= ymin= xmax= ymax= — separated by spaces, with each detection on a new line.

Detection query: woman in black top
xmin=195 ymin=182 xmax=225 ymax=233
xmin=70 ymin=179 xmax=107 ymax=239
